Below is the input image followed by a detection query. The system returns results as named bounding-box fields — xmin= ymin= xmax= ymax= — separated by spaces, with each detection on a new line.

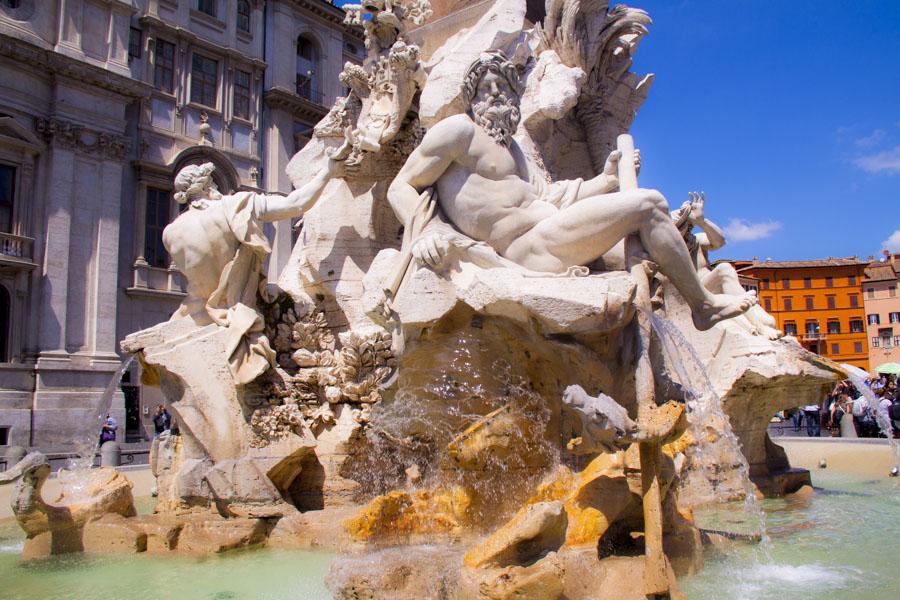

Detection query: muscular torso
xmin=434 ymin=118 xmax=557 ymax=253
xmin=163 ymin=201 xmax=240 ymax=301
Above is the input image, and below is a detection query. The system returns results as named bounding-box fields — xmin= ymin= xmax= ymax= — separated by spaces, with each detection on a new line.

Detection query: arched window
xmin=0 ymin=285 xmax=10 ymax=362
xmin=296 ymin=35 xmax=320 ymax=103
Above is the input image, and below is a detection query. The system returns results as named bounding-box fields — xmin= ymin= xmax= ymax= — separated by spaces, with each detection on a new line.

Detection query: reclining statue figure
xmin=387 ymin=50 xmax=756 ymax=331
xmin=163 ymin=159 xmax=341 ymax=384
xmin=672 ymin=192 xmax=782 ymax=339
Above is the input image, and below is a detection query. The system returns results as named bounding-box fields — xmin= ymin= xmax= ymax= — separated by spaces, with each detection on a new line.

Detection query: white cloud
xmin=855 ymin=129 xmax=885 ymax=148
xmin=723 ymin=219 xmax=783 ymax=242
xmin=854 ymin=145 xmax=900 ymax=174
xmin=883 ymin=230 xmax=900 ymax=253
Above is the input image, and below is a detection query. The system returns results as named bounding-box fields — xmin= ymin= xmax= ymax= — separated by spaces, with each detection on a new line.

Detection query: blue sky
xmin=336 ymin=1 xmax=900 ymax=261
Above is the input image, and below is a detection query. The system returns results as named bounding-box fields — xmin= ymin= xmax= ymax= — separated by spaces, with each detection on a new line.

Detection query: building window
xmin=198 ymin=0 xmax=216 ymax=17
xmin=854 ymin=342 xmax=863 ymax=353
xmin=764 ymin=297 xmax=771 ymax=312
xmin=827 ymin=320 xmax=841 ymax=334
xmin=784 ymin=322 xmax=797 ymax=336
xmin=831 ymin=343 xmax=839 ymax=355
xmin=154 ymin=39 xmax=175 ymax=94
xmin=849 ymin=294 xmax=859 ymax=308
xmin=1 ymin=0 xmax=21 ymax=8
xmin=0 ymin=164 xmax=14 ymax=233
xmin=848 ymin=275 xmax=856 ymax=285
xmin=233 ymin=69 xmax=251 ymax=120
xmin=237 ymin=0 xmax=251 ymax=32
xmin=890 ymin=312 xmax=900 ymax=324
xmin=850 ymin=319 xmax=864 ymax=333
xmin=805 ymin=320 xmax=819 ymax=336
xmin=0 ymin=426 xmax=8 ymax=446
xmin=825 ymin=276 xmax=833 ymax=288
xmin=144 ymin=188 xmax=171 ymax=268
xmin=784 ymin=297 xmax=792 ymax=311
xmin=782 ymin=279 xmax=791 ymax=289
xmin=872 ymin=337 xmax=879 ymax=348
xmin=805 ymin=296 xmax=814 ymax=310
xmin=761 ymin=278 xmax=769 ymax=289
xmin=804 ymin=277 xmax=812 ymax=288
xmin=867 ymin=314 xmax=880 ymax=326
xmin=826 ymin=295 xmax=836 ymax=310
xmin=191 ymin=53 xmax=218 ymax=108
xmin=894 ymin=336 xmax=900 ymax=347
xmin=867 ymin=287 xmax=875 ymax=299
xmin=890 ymin=285 xmax=897 ymax=298
xmin=128 ymin=27 xmax=142 ymax=61
xmin=296 ymin=35 xmax=320 ymax=104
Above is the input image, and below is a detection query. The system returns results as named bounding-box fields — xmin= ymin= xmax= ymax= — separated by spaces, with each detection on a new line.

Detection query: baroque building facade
xmin=863 ymin=252 xmax=900 ymax=370
xmin=0 ymin=0 xmax=360 ymax=448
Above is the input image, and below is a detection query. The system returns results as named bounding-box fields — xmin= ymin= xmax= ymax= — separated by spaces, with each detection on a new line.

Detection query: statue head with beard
xmin=462 ymin=51 xmax=521 ymax=146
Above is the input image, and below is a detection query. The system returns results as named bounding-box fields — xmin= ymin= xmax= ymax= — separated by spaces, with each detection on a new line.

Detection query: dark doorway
xmin=0 ymin=285 xmax=10 ymax=362
xmin=123 ymin=385 xmax=142 ymax=442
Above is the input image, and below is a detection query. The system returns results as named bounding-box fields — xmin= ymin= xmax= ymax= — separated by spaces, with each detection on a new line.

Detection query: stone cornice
xmin=264 ymin=87 xmax=330 ymax=122
xmin=0 ymin=33 xmax=151 ymax=100
xmin=35 ymin=118 xmax=130 ymax=160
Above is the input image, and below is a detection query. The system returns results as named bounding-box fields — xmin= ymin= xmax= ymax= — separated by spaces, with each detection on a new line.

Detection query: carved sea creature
xmin=562 ymin=385 xmax=639 ymax=454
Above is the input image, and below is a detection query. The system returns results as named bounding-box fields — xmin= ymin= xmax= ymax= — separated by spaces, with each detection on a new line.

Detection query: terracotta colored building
xmin=738 ymin=258 xmax=870 ymax=370
xmin=863 ymin=253 xmax=900 ymax=371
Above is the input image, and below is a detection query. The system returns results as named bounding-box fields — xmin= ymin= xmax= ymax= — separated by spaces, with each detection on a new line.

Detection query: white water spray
xmin=841 ymin=364 xmax=900 ymax=472
xmin=641 ymin=309 xmax=773 ymax=560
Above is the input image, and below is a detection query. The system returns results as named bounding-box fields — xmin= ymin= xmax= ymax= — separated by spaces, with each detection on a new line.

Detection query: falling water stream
xmin=840 ymin=363 xmax=900 ymax=470
xmin=56 ymin=356 xmax=134 ymax=498
xmin=641 ymin=308 xmax=773 ymax=560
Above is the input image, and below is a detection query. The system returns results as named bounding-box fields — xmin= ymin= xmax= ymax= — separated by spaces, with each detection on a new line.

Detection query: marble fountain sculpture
xmin=1 ymin=1 xmax=843 ymax=598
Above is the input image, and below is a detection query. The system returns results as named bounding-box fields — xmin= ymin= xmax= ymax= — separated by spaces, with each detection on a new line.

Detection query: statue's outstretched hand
xmin=688 ymin=191 xmax=705 ymax=223
xmin=412 ymin=233 xmax=450 ymax=270
xmin=602 ymin=149 xmax=622 ymax=185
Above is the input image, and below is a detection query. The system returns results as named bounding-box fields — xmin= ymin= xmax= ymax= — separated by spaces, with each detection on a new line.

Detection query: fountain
xmin=2 ymin=1 xmax=887 ymax=598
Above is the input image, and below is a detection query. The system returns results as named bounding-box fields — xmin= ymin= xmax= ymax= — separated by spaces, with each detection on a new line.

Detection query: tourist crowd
xmin=782 ymin=375 xmax=900 ymax=438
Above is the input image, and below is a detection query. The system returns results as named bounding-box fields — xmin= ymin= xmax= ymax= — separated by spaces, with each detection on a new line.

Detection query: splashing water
xmin=641 ymin=308 xmax=773 ymax=560
xmin=60 ymin=355 xmax=134 ymax=477
xmin=841 ymin=363 xmax=900 ymax=471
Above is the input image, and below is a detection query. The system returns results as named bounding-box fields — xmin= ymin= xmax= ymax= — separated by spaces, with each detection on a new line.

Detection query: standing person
xmin=803 ymin=402 xmax=821 ymax=437
xmin=152 ymin=405 xmax=171 ymax=438
xmin=99 ymin=415 xmax=117 ymax=446
xmin=791 ymin=408 xmax=803 ymax=432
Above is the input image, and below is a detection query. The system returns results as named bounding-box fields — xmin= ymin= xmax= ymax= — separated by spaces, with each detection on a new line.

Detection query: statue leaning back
xmin=163 ymin=159 xmax=342 ymax=384
xmin=386 ymin=50 xmax=757 ymax=331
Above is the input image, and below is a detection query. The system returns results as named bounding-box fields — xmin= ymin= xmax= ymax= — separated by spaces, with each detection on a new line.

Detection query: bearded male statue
xmin=387 ymin=51 xmax=756 ymax=330
xmin=163 ymin=160 xmax=341 ymax=384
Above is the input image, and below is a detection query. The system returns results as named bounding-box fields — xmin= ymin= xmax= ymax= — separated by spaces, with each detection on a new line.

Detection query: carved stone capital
xmin=34 ymin=118 xmax=130 ymax=160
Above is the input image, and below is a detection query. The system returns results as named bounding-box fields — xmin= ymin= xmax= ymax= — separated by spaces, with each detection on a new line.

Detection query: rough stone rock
xmin=459 ymin=552 xmax=565 ymax=600
xmin=267 ymin=506 xmax=359 ymax=551
xmin=327 ymin=545 xmax=462 ymax=600
xmin=558 ymin=550 xmax=686 ymax=600
xmin=176 ymin=517 xmax=270 ymax=554
xmin=447 ymin=401 xmax=551 ymax=471
xmin=660 ymin=285 xmax=840 ymax=504
xmin=526 ymin=453 xmax=637 ymax=548
xmin=364 ymin=253 xmax=637 ymax=336
xmin=132 ymin=515 xmax=184 ymax=554
xmin=344 ymin=487 xmax=473 ymax=541
xmin=419 ymin=0 xmax=528 ymax=127
xmin=82 ymin=513 xmax=147 ymax=554
xmin=464 ymin=501 xmax=568 ymax=568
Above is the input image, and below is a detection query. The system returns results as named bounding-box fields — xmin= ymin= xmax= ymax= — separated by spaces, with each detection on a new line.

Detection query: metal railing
xmin=295 ymin=79 xmax=325 ymax=105
xmin=802 ymin=332 xmax=826 ymax=341
xmin=0 ymin=232 xmax=34 ymax=261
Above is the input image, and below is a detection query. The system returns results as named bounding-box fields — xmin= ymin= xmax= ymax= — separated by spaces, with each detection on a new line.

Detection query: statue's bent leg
xmin=504 ymin=189 xmax=756 ymax=330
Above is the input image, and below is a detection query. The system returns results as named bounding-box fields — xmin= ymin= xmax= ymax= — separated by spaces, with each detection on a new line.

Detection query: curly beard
xmin=471 ymin=94 xmax=520 ymax=146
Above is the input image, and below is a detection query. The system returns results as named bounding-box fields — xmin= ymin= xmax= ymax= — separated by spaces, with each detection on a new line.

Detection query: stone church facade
xmin=0 ymin=0 xmax=360 ymax=448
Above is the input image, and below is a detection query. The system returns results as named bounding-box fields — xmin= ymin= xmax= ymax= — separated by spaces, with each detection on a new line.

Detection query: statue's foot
xmin=757 ymin=325 xmax=783 ymax=340
xmin=692 ymin=291 xmax=757 ymax=331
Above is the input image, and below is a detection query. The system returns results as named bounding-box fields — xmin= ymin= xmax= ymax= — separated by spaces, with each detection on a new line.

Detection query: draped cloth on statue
xmin=204 ymin=192 xmax=276 ymax=385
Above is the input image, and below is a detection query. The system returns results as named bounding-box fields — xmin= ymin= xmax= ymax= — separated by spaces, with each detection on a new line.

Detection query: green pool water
xmin=1 ymin=471 xmax=897 ymax=600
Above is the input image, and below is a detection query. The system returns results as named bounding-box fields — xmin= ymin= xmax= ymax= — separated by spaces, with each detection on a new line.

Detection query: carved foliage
xmin=35 ymin=117 xmax=130 ymax=160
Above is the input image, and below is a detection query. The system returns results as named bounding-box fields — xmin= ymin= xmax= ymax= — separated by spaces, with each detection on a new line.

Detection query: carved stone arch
xmin=295 ymin=29 xmax=326 ymax=61
xmin=169 ymin=146 xmax=240 ymax=194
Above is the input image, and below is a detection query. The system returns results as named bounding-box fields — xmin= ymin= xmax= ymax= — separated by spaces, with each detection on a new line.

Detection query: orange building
xmin=737 ymin=258 xmax=870 ymax=370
